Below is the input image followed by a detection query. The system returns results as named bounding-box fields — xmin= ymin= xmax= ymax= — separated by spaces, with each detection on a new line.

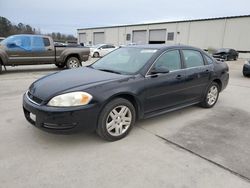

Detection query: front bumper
xmin=23 ymin=93 xmax=100 ymax=134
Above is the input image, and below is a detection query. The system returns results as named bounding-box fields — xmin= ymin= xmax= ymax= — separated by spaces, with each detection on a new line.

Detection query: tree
xmin=0 ymin=16 xmax=77 ymax=42
xmin=0 ymin=17 xmax=12 ymax=37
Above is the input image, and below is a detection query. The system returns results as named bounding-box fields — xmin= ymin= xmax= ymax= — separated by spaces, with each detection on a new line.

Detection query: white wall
xmin=223 ymin=17 xmax=250 ymax=51
xmin=78 ymin=16 xmax=250 ymax=51
xmin=187 ymin=19 xmax=226 ymax=49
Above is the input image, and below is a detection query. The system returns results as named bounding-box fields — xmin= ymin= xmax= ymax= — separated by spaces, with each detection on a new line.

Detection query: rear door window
xmin=182 ymin=50 xmax=205 ymax=68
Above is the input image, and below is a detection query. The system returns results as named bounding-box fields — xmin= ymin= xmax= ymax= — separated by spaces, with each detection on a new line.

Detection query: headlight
xmin=47 ymin=92 xmax=92 ymax=107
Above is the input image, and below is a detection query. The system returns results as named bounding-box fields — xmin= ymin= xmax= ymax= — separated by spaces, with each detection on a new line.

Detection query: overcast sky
xmin=0 ymin=0 xmax=249 ymax=36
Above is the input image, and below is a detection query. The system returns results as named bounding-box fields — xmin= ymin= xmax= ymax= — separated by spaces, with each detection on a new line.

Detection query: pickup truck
xmin=0 ymin=34 xmax=90 ymax=73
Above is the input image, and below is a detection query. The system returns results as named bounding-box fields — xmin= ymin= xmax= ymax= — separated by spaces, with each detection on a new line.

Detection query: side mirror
xmin=7 ymin=42 xmax=17 ymax=48
xmin=150 ymin=66 xmax=170 ymax=75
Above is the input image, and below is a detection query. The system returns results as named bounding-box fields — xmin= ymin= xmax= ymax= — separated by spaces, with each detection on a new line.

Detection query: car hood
xmin=29 ymin=67 xmax=130 ymax=101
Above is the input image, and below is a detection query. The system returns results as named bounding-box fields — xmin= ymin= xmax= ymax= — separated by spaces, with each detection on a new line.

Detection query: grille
xmin=27 ymin=91 xmax=43 ymax=105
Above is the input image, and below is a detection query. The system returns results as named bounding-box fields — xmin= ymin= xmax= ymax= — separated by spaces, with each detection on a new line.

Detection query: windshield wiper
xmin=98 ymin=69 xmax=122 ymax=74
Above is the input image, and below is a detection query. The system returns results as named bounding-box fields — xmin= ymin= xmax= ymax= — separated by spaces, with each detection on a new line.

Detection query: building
xmin=77 ymin=15 xmax=250 ymax=52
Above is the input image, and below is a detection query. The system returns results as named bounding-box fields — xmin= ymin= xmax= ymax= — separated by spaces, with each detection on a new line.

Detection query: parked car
xmin=0 ymin=34 xmax=90 ymax=73
xmin=212 ymin=48 xmax=238 ymax=61
xmin=243 ymin=60 xmax=250 ymax=77
xmin=90 ymin=44 xmax=117 ymax=58
xmin=23 ymin=45 xmax=229 ymax=141
xmin=0 ymin=37 xmax=5 ymax=42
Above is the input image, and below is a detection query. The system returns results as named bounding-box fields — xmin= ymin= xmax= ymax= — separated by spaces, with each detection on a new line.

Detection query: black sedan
xmin=23 ymin=45 xmax=229 ymax=141
xmin=243 ymin=60 xmax=250 ymax=77
xmin=212 ymin=48 xmax=238 ymax=61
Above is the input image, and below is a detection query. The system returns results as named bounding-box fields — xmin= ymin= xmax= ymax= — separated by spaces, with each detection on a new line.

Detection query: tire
xmin=93 ymin=52 xmax=99 ymax=58
xmin=0 ymin=64 xmax=2 ymax=74
xmin=200 ymin=82 xmax=220 ymax=108
xmin=96 ymin=98 xmax=136 ymax=141
xmin=55 ymin=63 xmax=65 ymax=68
xmin=243 ymin=72 xmax=249 ymax=77
xmin=66 ymin=57 xmax=80 ymax=69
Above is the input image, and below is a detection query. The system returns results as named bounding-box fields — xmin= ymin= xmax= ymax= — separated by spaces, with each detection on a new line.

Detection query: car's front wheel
xmin=96 ymin=98 xmax=136 ymax=141
xmin=66 ymin=57 xmax=80 ymax=69
xmin=200 ymin=82 xmax=220 ymax=108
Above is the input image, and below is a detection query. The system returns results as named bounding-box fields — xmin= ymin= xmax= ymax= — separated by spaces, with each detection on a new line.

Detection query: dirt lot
xmin=0 ymin=59 xmax=250 ymax=188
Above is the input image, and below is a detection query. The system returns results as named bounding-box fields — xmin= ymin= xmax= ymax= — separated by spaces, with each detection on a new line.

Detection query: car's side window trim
xmin=145 ymin=48 xmax=183 ymax=77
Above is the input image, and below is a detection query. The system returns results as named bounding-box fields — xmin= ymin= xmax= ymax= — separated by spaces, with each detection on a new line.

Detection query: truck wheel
xmin=93 ymin=52 xmax=99 ymax=58
xmin=96 ymin=98 xmax=136 ymax=141
xmin=66 ymin=57 xmax=80 ymax=69
xmin=55 ymin=63 xmax=65 ymax=68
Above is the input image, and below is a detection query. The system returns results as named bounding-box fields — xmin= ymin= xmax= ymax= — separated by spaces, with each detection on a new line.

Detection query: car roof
xmin=7 ymin=34 xmax=48 ymax=38
xmin=123 ymin=44 xmax=202 ymax=51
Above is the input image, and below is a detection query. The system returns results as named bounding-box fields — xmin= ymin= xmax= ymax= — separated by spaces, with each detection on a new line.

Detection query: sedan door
xmin=181 ymin=49 xmax=212 ymax=101
xmin=144 ymin=49 xmax=187 ymax=114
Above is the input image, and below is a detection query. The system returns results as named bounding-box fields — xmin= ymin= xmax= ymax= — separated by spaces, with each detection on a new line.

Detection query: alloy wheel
xmin=207 ymin=85 xmax=218 ymax=106
xmin=106 ymin=105 xmax=132 ymax=136
xmin=68 ymin=59 xmax=79 ymax=68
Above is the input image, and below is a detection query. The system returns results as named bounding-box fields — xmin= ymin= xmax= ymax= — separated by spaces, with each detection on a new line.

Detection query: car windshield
xmin=91 ymin=47 xmax=158 ymax=74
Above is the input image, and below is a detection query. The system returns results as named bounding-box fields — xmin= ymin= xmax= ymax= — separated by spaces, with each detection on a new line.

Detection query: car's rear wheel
xmin=0 ymin=64 xmax=2 ymax=74
xmin=66 ymin=57 xmax=80 ymax=69
xmin=200 ymin=82 xmax=219 ymax=108
xmin=96 ymin=98 xmax=136 ymax=141
xmin=93 ymin=52 xmax=99 ymax=58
